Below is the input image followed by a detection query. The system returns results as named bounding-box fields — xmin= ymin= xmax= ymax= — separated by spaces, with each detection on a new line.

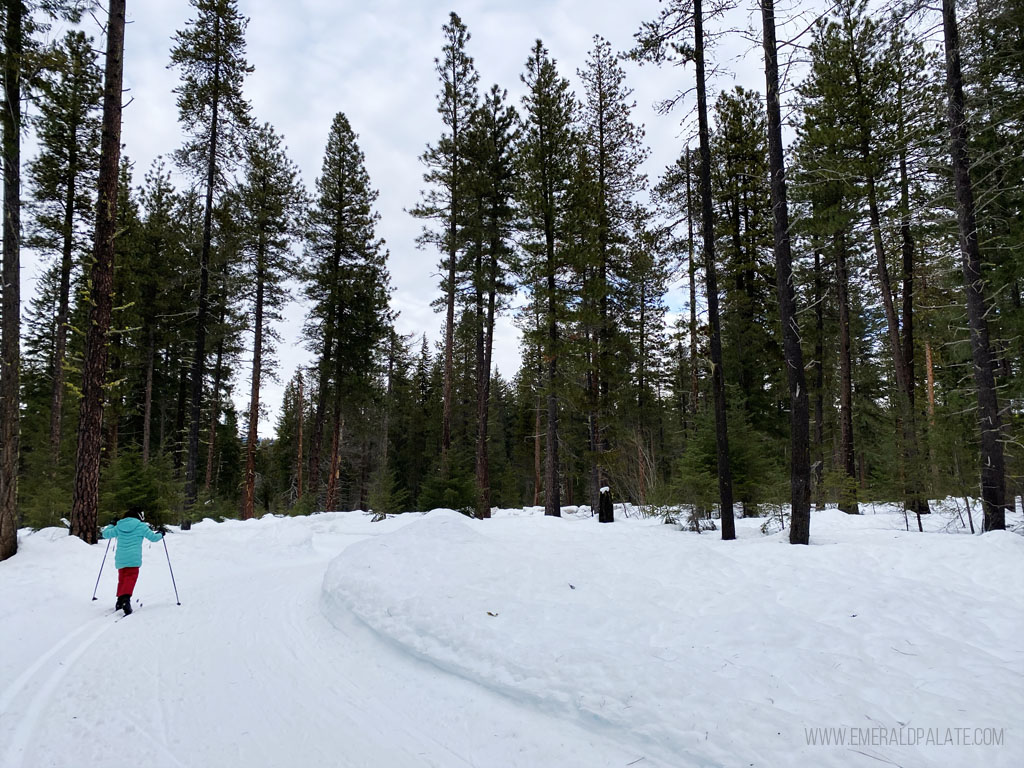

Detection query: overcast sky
xmin=25 ymin=0 xmax=816 ymax=431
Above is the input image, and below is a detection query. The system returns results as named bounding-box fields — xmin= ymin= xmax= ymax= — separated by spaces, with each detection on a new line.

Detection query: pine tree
xmin=711 ymin=87 xmax=778 ymax=446
xmin=26 ymin=30 xmax=101 ymax=465
xmin=794 ymin=25 xmax=862 ymax=515
xmin=631 ymin=0 xmax=736 ymax=538
xmin=69 ymin=0 xmax=127 ymax=544
xmin=832 ymin=0 xmax=929 ymax=518
xmin=961 ymin=0 xmax=1023 ymax=513
xmin=941 ymin=0 xmax=1006 ymax=530
xmin=237 ymin=123 xmax=303 ymax=520
xmin=760 ymin=0 xmax=811 ymax=543
xmin=0 ymin=0 xmax=85 ymax=556
xmin=518 ymin=40 xmax=577 ymax=517
xmin=302 ymin=113 xmax=390 ymax=509
xmin=464 ymin=85 xmax=518 ymax=518
xmin=169 ymin=0 xmax=253 ymax=517
xmin=576 ymin=34 xmax=649 ymax=512
xmin=411 ymin=12 xmax=479 ymax=466
xmin=135 ymin=160 xmax=187 ymax=466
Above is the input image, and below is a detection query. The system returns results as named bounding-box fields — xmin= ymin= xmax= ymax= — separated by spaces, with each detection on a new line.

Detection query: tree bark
xmin=694 ymin=0 xmax=734 ymax=539
xmin=474 ymin=239 xmax=499 ymax=519
xmin=0 ymin=0 xmax=27 ymax=559
xmin=762 ymin=0 xmax=811 ymax=544
xmin=1 ymin=0 xmax=25 ymax=561
xmin=172 ymin=350 xmax=188 ymax=477
xmin=813 ymin=243 xmax=825 ymax=510
xmin=836 ymin=231 xmax=858 ymax=515
xmin=49 ymin=118 xmax=82 ymax=464
xmin=942 ymin=0 xmax=1005 ymax=530
xmin=296 ymin=373 xmax=303 ymax=502
xmin=307 ymin=244 xmax=340 ymax=500
xmin=324 ymin=413 xmax=343 ymax=512
xmin=203 ymin=332 xmax=224 ymax=492
xmin=184 ymin=14 xmax=222 ymax=518
xmin=141 ymin=327 xmax=155 ymax=464
xmin=849 ymin=34 xmax=929 ymax=519
xmin=241 ymin=260 xmax=264 ymax=521
xmin=687 ymin=148 xmax=698 ymax=424
xmin=70 ymin=0 xmax=126 ymax=545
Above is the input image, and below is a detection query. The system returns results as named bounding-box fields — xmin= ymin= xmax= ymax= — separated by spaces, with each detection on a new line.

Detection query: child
xmin=100 ymin=506 xmax=164 ymax=614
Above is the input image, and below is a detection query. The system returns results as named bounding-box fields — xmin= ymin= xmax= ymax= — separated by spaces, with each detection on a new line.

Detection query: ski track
xmin=2 ymin=617 xmax=115 ymax=768
xmin=0 ymin=616 xmax=105 ymax=716
xmin=2 ymin=539 xmax=654 ymax=768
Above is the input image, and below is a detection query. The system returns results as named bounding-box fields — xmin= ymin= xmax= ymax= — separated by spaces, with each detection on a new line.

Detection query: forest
xmin=0 ymin=0 xmax=1020 ymax=560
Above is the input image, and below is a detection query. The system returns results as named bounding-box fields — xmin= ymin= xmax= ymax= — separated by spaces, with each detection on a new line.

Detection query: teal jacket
xmin=101 ymin=517 xmax=163 ymax=568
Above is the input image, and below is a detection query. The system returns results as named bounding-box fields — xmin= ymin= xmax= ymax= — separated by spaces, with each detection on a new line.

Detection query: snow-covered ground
xmin=1 ymin=501 xmax=1021 ymax=767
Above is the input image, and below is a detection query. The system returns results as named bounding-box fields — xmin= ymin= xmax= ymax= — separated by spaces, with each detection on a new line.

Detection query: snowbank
xmin=322 ymin=507 xmax=1024 ymax=767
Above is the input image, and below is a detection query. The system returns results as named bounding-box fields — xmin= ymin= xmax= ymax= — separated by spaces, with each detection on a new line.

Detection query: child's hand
xmin=155 ymin=523 xmax=170 ymax=535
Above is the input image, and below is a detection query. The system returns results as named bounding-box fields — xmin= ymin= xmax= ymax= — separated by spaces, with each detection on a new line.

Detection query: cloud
xmin=24 ymin=0 xmax=797 ymax=433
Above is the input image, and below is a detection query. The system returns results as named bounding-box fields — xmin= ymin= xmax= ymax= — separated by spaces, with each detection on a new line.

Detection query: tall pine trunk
xmin=694 ymin=0 xmax=734 ymax=539
xmin=241 ymin=259 xmax=265 ymax=520
xmin=813 ymin=244 xmax=825 ymax=510
xmin=49 ymin=130 xmax=81 ymax=463
xmin=836 ymin=231 xmax=858 ymax=514
xmin=849 ymin=45 xmax=928 ymax=520
xmin=687 ymin=148 xmax=698 ymax=423
xmin=474 ymin=240 xmax=499 ymax=519
xmin=762 ymin=0 xmax=811 ymax=544
xmin=307 ymin=245 xmax=340 ymax=499
xmin=203 ymin=261 xmax=228 ymax=491
xmin=70 ymin=0 xmax=126 ymax=544
xmin=545 ymin=274 xmax=560 ymax=518
xmin=941 ymin=0 xmax=1005 ymax=531
xmin=296 ymin=373 xmax=304 ymax=502
xmin=204 ymin=333 xmax=224 ymax=492
xmin=141 ymin=327 xmax=155 ymax=464
xmin=324 ymin=412 xmax=343 ymax=512
xmin=0 ymin=0 xmax=24 ymax=560
xmin=184 ymin=15 xmax=222 ymax=519
xmin=172 ymin=351 xmax=188 ymax=476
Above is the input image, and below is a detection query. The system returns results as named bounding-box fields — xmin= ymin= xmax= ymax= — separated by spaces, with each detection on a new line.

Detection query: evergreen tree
xmin=941 ymin=0 xmax=1006 ymax=530
xmin=631 ymin=0 xmax=737 ymax=539
xmin=794 ymin=29 xmax=867 ymax=515
xmin=464 ymin=84 xmax=518 ymax=517
xmin=411 ymin=12 xmax=479 ymax=466
xmin=711 ymin=87 xmax=778 ymax=444
xmin=135 ymin=160 xmax=188 ymax=466
xmin=169 ymin=0 xmax=253 ymax=517
xmin=237 ymin=123 xmax=304 ymax=520
xmin=518 ymin=40 xmax=577 ymax=517
xmin=301 ymin=113 xmax=390 ymax=509
xmin=2 ymin=0 xmax=88 ymax=558
xmin=832 ymin=0 xmax=929 ymax=517
xmin=26 ymin=30 xmax=101 ymax=464
xmin=961 ymin=0 xmax=1023 ymax=512
xmin=760 ymin=0 xmax=811 ymax=542
xmin=69 ymin=0 xmax=127 ymax=544
xmin=576 ymin=34 xmax=649 ymax=513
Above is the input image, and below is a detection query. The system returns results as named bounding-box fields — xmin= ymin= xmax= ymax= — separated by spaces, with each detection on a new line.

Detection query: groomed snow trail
xmin=0 ymin=516 xmax=656 ymax=768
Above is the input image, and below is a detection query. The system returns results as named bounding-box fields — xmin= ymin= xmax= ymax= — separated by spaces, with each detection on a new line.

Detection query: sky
xmin=24 ymin=0 xmax=817 ymax=431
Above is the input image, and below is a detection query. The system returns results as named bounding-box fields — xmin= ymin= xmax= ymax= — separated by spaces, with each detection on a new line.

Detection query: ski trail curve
xmin=1 ymin=618 xmax=113 ymax=768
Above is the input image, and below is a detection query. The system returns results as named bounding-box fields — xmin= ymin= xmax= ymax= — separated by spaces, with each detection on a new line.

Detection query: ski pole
xmin=163 ymin=537 xmax=181 ymax=605
xmin=91 ymin=538 xmax=112 ymax=601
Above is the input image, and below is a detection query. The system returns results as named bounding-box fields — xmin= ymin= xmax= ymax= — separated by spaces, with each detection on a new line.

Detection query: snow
xmin=2 ymin=501 xmax=1022 ymax=767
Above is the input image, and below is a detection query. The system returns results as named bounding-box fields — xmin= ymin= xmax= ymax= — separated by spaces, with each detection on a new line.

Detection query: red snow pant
xmin=117 ymin=567 xmax=140 ymax=597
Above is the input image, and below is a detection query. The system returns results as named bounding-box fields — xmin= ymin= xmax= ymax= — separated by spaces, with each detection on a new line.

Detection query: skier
xmin=100 ymin=506 xmax=164 ymax=614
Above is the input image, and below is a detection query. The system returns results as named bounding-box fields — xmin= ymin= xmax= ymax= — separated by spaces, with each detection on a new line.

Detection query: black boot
xmin=116 ymin=595 xmax=126 ymax=611
xmin=122 ymin=596 xmax=133 ymax=615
